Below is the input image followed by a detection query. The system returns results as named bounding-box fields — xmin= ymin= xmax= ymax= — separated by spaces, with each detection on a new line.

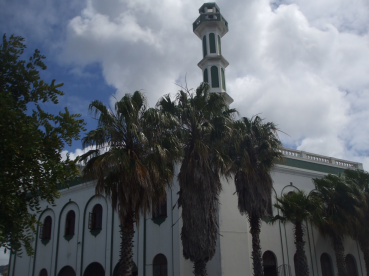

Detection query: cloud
xmin=61 ymin=144 xmax=110 ymax=162
xmin=59 ymin=0 xmax=369 ymax=168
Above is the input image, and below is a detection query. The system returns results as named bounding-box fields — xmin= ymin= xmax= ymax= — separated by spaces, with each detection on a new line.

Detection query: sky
xmin=1 ymin=0 xmax=369 ymax=266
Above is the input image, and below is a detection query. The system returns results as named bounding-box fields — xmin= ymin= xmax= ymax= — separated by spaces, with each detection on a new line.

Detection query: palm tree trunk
xmin=119 ymin=211 xmax=135 ymax=276
xmin=332 ymin=235 xmax=348 ymax=276
xmin=194 ymin=259 xmax=207 ymax=276
xmin=249 ymin=213 xmax=264 ymax=276
xmin=358 ymin=238 xmax=369 ymax=276
xmin=294 ymin=221 xmax=309 ymax=276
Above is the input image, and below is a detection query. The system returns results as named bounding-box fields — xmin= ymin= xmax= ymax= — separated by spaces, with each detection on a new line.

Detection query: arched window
xmin=89 ymin=204 xmax=103 ymax=230
xmin=40 ymin=216 xmax=52 ymax=240
xmin=83 ymin=262 xmax=105 ymax=276
xmin=202 ymin=35 xmax=207 ymax=57
xmin=321 ymin=253 xmax=334 ymax=276
xmin=265 ymin=196 xmax=273 ymax=216
xmin=153 ymin=254 xmax=167 ymax=276
xmin=211 ymin=66 xmax=219 ymax=88
xmin=221 ymin=68 xmax=226 ymax=91
xmin=39 ymin=268 xmax=48 ymax=276
xmin=345 ymin=254 xmax=358 ymax=276
xmin=65 ymin=210 xmax=75 ymax=236
xmin=153 ymin=197 xmax=167 ymax=219
xmin=218 ymin=35 xmax=222 ymax=55
xmin=57 ymin=266 xmax=76 ymax=276
xmin=209 ymin=33 xmax=216 ymax=53
xmin=263 ymin=251 xmax=277 ymax=276
xmin=113 ymin=262 xmax=137 ymax=276
xmin=203 ymin=68 xmax=209 ymax=84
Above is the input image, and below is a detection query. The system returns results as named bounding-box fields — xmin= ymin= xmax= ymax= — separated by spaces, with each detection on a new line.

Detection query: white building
xmin=8 ymin=3 xmax=366 ymax=276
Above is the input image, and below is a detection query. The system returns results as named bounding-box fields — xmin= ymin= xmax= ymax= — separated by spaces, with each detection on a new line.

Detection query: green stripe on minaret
xmin=202 ymin=35 xmax=207 ymax=57
xmin=209 ymin=33 xmax=216 ymax=53
xmin=211 ymin=66 xmax=219 ymax=87
xmin=204 ymin=68 xmax=209 ymax=83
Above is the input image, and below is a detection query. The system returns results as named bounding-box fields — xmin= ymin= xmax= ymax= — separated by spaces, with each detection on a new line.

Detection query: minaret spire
xmin=193 ymin=2 xmax=233 ymax=104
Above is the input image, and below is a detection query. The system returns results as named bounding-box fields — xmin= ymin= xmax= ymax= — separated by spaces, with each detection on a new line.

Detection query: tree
xmin=344 ymin=169 xmax=369 ymax=276
xmin=0 ymin=34 xmax=86 ymax=255
xmin=157 ymin=83 xmax=237 ymax=276
xmin=311 ymin=174 xmax=364 ymax=276
xmin=270 ymin=190 xmax=321 ymax=276
xmin=80 ymin=92 xmax=180 ymax=276
xmin=228 ymin=116 xmax=283 ymax=276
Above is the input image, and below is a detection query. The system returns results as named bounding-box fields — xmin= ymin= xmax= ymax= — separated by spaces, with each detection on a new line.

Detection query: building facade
xmin=8 ymin=148 xmax=365 ymax=276
xmin=8 ymin=3 xmax=367 ymax=276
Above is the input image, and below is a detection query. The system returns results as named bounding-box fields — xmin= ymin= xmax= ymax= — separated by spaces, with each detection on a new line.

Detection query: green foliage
xmin=80 ymin=91 xmax=181 ymax=275
xmin=80 ymin=92 xmax=181 ymax=223
xmin=229 ymin=115 xmax=283 ymax=218
xmin=227 ymin=115 xmax=283 ymax=276
xmin=311 ymin=174 xmax=364 ymax=238
xmin=344 ymin=169 xmax=369 ymax=276
xmin=0 ymin=34 xmax=86 ymax=256
xmin=270 ymin=190 xmax=321 ymax=225
xmin=157 ymin=83 xmax=237 ymax=275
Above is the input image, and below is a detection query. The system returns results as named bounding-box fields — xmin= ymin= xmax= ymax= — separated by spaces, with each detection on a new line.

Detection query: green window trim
xmin=202 ymin=35 xmax=207 ymax=57
xmin=204 ymin=68 xmax=209 ymax=83
xmin=221 ymin=68 xmax=226 ymax=91
xmin=209 ymin=33 xmax=216 ymax=53
xmin=218 ymin=35 xmax=222 ymax=55
xmin=211 ymin=66 xmax=219 ymax=88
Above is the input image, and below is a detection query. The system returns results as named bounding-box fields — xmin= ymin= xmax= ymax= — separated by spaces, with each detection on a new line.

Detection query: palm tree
xmin=344 ymin=169 xmax=369 ymax=276
xmin=228 ymin=116 xmax=283 ymax=276
xmin=270 ymin=190 xmax=321 ymax=276
xmin=79 ymin=92 xmax=180 ymax=276
xmin=311 ymin=174 xmax=364 ymax=276
xmin=157 ymin=83 xmax=237 ymax=276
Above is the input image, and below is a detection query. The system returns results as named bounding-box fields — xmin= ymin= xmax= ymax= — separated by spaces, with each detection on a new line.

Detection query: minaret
xmin=193 ymin=2 xmax=233 ymax=104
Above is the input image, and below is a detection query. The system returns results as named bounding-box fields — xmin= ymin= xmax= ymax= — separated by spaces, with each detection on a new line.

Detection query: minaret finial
xmin=193 ymin=2 xmax=233 ymax=105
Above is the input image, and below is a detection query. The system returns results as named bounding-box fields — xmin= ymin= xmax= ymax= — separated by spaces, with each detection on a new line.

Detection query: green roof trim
xmin=58 ymin=176 xmax=92 ymax=191
xmin=60 ymin=158 xmax=348 ymax=190
xmin=279 ymin=157 xmax=347 ymax=175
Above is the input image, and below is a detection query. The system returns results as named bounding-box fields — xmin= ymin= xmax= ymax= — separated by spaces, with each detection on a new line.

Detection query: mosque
xmin=8 ymin=3 xmax=366 ymax=276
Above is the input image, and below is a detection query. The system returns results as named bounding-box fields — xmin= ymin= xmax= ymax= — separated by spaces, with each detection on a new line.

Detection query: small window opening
xmin=345 ymin=254 xmax=358 ymax=276
xmin=89 ymin=204 xmax=103 ymax=230
xmin=263 ymin=251 xmax=277 ymax=276
xmin=321 ymin=253 xmax=334 ymax=276
xmin=153 ymin=197 xmax=167 ymax=219
xmin=153 ymin=254 xmax=168 ymax=276
xmin=39 ymin=268 xmax=48 ymax=276
xmin=65 ymin=210 xmax=75 ymax=236
xmin=40 ymin=216 xmax=52 ymax=240
xmin=265 ymin=196 xmax=273 ymax=216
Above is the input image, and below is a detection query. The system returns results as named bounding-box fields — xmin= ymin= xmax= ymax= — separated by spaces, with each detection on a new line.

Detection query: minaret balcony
xmin=197 ymin=54 xmax=229 ymax=69
xmin=193 ymin=13 xmax=229 ymax=38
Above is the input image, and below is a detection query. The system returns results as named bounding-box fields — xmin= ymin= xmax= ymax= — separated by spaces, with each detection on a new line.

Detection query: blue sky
xmin=1 ymin=0 xmax=369 ymax=265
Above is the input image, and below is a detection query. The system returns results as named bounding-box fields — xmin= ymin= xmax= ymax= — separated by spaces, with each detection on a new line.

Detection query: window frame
xmin=153 ymin=254 xmax=168 ymax=276
xmin=40 ymin=216 xmax=52 ymax=240
xmin=320 ymin=253 xmax=334 ymax=276
xmin=153 ymin=198 xmax=167 ymax=219
xmin=65 ymin=210 xmax=76 ymax=236
xmin=88 ymin=204 xmax=103 ymax=230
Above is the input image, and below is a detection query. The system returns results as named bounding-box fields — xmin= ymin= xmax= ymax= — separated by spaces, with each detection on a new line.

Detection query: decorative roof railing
xmin=193 ymin=13 xmax=229 ymax=32
xmin=279 ymin=147 xmax=363 ymax=169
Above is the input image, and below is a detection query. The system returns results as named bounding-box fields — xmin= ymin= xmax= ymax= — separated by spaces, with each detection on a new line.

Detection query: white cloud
xmin=60 ymin=0 xmax=369 ymax=169
xmin=61 ymin=144 xmax=110 ymax=162
xmin=61 ymin=147 xmax=88 ymax=161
